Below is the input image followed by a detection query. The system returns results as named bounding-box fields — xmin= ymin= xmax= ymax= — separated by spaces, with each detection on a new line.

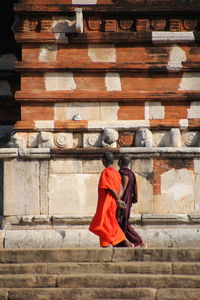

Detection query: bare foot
xmin=141 ymin=241 xmax=148 ymax=248
xmin=124 ymin=239 xmax=135 ymax=248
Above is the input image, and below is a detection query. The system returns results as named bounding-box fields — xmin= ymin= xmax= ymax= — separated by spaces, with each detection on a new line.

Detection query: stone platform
xmin=0 ymin=248 xmax=200 ymax=300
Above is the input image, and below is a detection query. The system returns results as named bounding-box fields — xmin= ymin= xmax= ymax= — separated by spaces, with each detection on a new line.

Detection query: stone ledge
xmin=1 ymin=148 xmax=200 ymax=159
xmin=1 ymin=214 xmax=200 ymax=228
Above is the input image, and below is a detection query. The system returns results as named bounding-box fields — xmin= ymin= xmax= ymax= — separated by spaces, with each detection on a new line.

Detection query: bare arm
xmin=119 ymin=175 xmax=129 ymax=198
xmin=108 ymin=189 xmax=126 ymax=209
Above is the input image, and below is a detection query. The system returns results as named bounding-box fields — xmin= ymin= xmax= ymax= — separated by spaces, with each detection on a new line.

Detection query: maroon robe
xmin=118 ymin=167 xmax=143 ymax=247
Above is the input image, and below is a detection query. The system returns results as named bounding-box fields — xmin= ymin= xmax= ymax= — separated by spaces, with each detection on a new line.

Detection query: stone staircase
xmin=0 ymin=248 xmax=200 ymax=300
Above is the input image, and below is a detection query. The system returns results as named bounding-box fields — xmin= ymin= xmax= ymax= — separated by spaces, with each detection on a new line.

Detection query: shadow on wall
xmin=0 ymin=160 xmax=3 ymax=216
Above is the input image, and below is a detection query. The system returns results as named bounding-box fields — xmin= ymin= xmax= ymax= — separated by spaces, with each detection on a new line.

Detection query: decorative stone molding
xmin=182 ymin=132 xmax=199 ymax=147
xmin=54 ymin=133 xmax=73 ymax=148
xmin=15 ymin=18 xmax=30 ymax=33
xmin=183 ymin=19 xmax=197 ymax=30
xmin=119 ymin=19 xmax=134 ymax=31
xmin=41 ymin=18 xmax=52 ymax=32
xmin=37 ymin=132 xmax=54 ymax=148
xmin=118 ymin=133 xmax=134 ymax=147
xmin=151 ymin=18 xmax=166 ymax=31
xmin=87 ymin=16 xmax=102 ymax=31
xmin=8 ymin=133 xmax=27 ymax=148
xmin=84 ymin=133 xmax=102 ymax=148
xmin=102 ymin=128 xmax=119 ymax=148
xmin=28 ymin=133 xmax=38 ymax=148
xmin=135 ymin=128 xmax=153 ymax=147
xmin=170 ymin=128 xmax=182 ymax=147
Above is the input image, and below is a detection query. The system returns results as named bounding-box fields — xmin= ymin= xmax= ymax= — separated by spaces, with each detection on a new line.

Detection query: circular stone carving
xmin=183 ymin=132 xmax=199 ymax=147
xmin=54 ymin=133 xmax=69 ymax=148
xmin=87 ymin=134 xmax=101 ymax=147
xmin=87 ymin=16 xmax=102 ymax=31
xmin=183 ymin=19 xmax=198 ymax=30
xmin=151 ymin=19 xmax=167 ymax=31
xmin=119 ymin=19 xmax=133 ymax=30
xmin=118 ymin=134 xmax=134 ymax=147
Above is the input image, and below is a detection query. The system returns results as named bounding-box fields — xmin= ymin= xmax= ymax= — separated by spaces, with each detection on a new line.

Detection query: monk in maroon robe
xmin=117 ymin=154 xmax=148 ymax=248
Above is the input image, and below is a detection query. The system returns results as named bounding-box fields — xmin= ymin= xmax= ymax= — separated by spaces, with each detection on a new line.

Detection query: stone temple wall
xmin=0 ymin=0 xmax=200 ymax=248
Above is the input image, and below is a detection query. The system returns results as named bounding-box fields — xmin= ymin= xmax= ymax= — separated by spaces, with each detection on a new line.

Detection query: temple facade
xmin=0 ymin=0 xmax=200 ymax=248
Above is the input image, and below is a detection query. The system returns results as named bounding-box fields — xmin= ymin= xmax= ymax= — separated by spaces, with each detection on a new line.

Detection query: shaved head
xmin=118 ymin=154 xmax=131 ymax=167
xmin=102 ymin=151 xmax=114 ymax=166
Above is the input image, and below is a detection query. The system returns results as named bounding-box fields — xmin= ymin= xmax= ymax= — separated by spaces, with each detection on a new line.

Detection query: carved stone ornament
xmin=183 ymin=132 xmax=199 ymax=147
xmin=8 ymin=133 xmax=27 ymax=148
xmin=102 ymin=128 xmax=119 ymax=148
xmin=170 ymin=128 xmax=182 ymax=147
xmin=183 ymin=19 xmax=198 ymax=30
xmin=87 ymin=16 xmax=102 ymax=31
xmin=151 ymin=19 xmax=167 ymax=31
xmin=118 ymin=133 xmax=134 ymax=147
xmin=15 ymin=18 xmax=30 ymax=33
xmin=119 ymin=19 xmax=133 ymax=30
xmin=135 ymin=128 xmax=152 ymax=148
xmin=41 ymin=19 xmax=52 ymax=33
xmin=28 ymin=133 xmax=38 ymax=148
xmin=87 ymin=134 xmax=102 ymax=147
xmin=54 ymin=133 xmax=70 ymax=148
xmin=38 ymin=132 xmax=54 ymax=148
xmin=29 ymin=19 xmax=38 ymax=31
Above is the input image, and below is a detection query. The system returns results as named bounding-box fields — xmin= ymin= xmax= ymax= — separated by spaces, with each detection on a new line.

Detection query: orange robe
xmin=89 ymin=167 xmax=125 ymax=247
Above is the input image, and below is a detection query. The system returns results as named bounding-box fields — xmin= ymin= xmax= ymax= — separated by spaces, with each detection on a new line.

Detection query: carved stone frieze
xmin=54 ymin=133 xmax=73 ymax=148
xmin=41 ymin=19 xmax=52 ymax=32
xmin=104 ymin=19 xmax=117 ymax=32
xmin=87 ymin=16 xmax=102 ymax=31
xmin=118 ymin=132 xmax=134 ymax=147
xmin=183 ymin=19 xmax=198 ymax=31
xmin=151 ymin=18 xmax=166 ymax=31
xmin=38 ymin=132 xmax=54 ymax=148
xmin=102 ymin=128 xmax=119 ymax=148
xmin=135 ymin=128 xmax=152 ymax=147
xmin=170 ymin=19 xmax=181 ymax=32
xmin=182 ymin=132 xmax=199 ymax=147
xmin=15 ymin=18 xmax=30 ymax=33
xmin=119 ymin=19 xmax=134 ymax=31
xmin=84 ymin=133 xmax=102 ymax=148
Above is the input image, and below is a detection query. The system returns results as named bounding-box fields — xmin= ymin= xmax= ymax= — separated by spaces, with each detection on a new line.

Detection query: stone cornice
xmin=1 ymin=147 xmax=200 ymax=159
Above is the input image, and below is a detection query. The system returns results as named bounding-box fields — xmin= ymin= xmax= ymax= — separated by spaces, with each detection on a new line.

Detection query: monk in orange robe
xmin=89 ymin=151 xmax=134 ymax=247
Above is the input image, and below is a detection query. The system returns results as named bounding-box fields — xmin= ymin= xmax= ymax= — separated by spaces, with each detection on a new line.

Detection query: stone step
xmin=0 ymin=274 xmax=200 ymax=289
xmin=0 ymin=248 xmax=199 ymax=263
xmin=1 ymin=287 xmax=200 ymax=300
xmin=1 ymin=261 xmax=199 ymax=275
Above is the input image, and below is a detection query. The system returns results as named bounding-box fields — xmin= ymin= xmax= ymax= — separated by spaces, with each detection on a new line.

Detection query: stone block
xmin=156 ymin=289 xmax=200 ymax=300
xmin=39 ymin=44 xmax=58 ymax=62
xmin=49 ymin=159 xmax=82 ymax=174
xmin=52 ymin=17 xmax=76 ymax=33
xmin=145 ymin=101 xmax=165 ymax=120
xmin=75 ymin=8 xmax=83 ymax=33
xmin=0 ymin=230 xmax=4 ymax=248
xmin=35 ymin=121 xmax=54 ymax=131
xmin=179 ymin=119 xmax=188 ymax=128
xmin=179 ymin=73 xmax=200 ymax=91
xmin=88 ymin=120 xmax=150 ymax=130
xmin=133 ymin=174 xmax=153 ymax=214
xmin=82 ymin=160 xmax=103 ymax=174
xmin=83 ymin=133 xmax=102 ymax=148
xmin=54 ymin=102 xmax=101 ymax=121
xmin=0 ymin=263 xmax=47 ymax=275
xmin=135 ymin=128 xmax=152 ymax=147
xmin=194 ymin=175 xmax=200 ymax=211
xmin=0 ymin=274 xmax=56 ymax=288
xmin=28 ymin=133 xmax=38 ymax=148
xmin=100 ymin=102 xmax=119 ymax=120
xmin=153 ymin=131 xmax=170 ymax=147
xmin=194 ymin=159 xmax=200 ymax=174
xmin=182 ymin=131 xmax=199 ymax=147
xmin=4 ymin=160 xmax=40 ymax=216
xmin=38 ymin=132 xmax=54 ymax=148
xmin=72 ymin=0 xmax=97 ymax=3
xmin=105 ymin=72 xmax=121 ymax=91
xmin=152 ymin=31 xmax=195 ymax=43
xmin=48 ymin=174 xmax=99 ymax=215
xmin=44 ymin=72 xmax=76 ymax=91
xmin=187 ymin=101 xmax=200 ymax=118
xmin=0 ymin=289 xmax=8 ymax=300
xmin=167 ymin=45 xmax=186 ymax=72
xmin=173 ymin=262 xmax=200 ymax=275
xmin=39 ymin=161 xmax=49 ymax=215
xmin=88 ymin=44 xmax=116 ymax=62
xmin=0 ymin=81 xmax=12 ymax=96
xmin=132 ymin=159 xmax=153 ymax=175
xmin=160 ymin=168 xmax=195 ymax=213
